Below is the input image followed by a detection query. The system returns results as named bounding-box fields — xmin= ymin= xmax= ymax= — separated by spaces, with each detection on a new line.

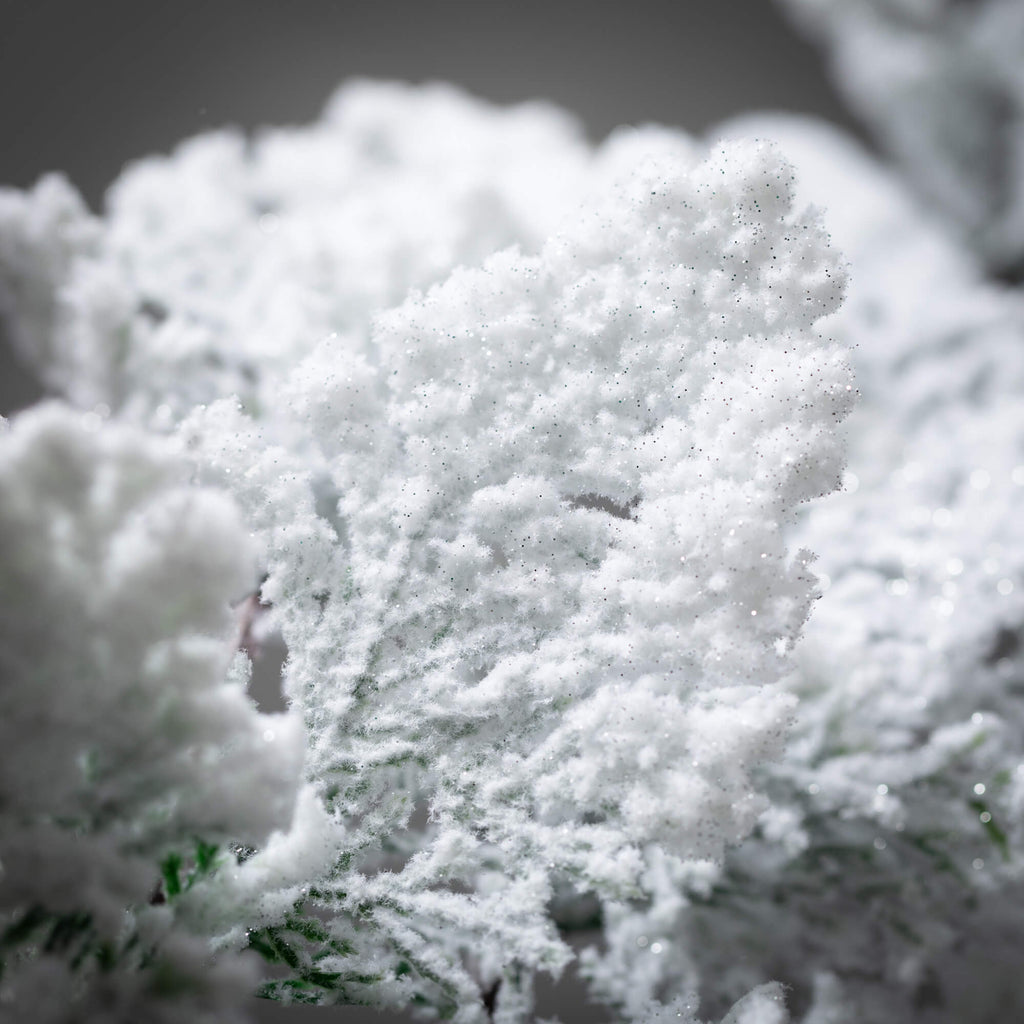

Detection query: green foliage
xmin=1 ymin=904 xmax=104 ymax=984
xmin=1 ymin=836 xmax=224 ymax=994
xmin=161 ymin=838 xmax=223 ymax=902
xmin=245 ymin=899 xmax=463 ymax=1017
xmin=247 ymin=909 xmax=379 ymax=1006
xmin=969 ymin=800 xmax=1011 ymax=862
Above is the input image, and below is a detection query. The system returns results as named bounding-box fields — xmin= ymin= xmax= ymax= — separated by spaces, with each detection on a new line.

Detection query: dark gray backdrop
xmin=0 ymin=2 xmax=857 ymax=1020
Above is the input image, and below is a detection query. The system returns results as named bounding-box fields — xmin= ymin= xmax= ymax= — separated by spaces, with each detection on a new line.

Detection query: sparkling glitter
xmin=973 ymin=782 xmax=986 ymax=795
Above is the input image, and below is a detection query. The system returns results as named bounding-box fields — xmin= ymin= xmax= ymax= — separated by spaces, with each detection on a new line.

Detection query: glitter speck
xmin=650 ymin=942 xmax=664 ymax=955
xmin=973 ymin=782 xmax=986 ymax=795
xmin=263 ymin=729 xmax=276 ymax=743
xmin=973 ymin=858 xmax=985 ymax=870
xmin=873 ymin=837 xmax=887 ymax=850
xmin=980 ymin=811 xmax=992 ymax=823
xmin=876 ymin=784 xmax=888 ymax=795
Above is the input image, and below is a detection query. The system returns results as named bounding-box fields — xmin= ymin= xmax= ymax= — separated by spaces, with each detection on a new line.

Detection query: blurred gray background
xmin=0 ymin=1 xmax=856 ymax=1020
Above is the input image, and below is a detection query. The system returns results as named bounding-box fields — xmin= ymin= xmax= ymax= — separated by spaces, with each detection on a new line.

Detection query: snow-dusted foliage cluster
xmin=779 ymin=0 xmax=1024 ymax=277
xmin=0 ymin=84 xmax=589 ymax=423
xmin=579 ymin=112 xmax=1024 ymax=1024
xmin=0 ymin=82 xmax=852 ymax=1023
xmin=1 ymin=20 xmax=1022 ymax=1021
xmin=0 ymin=403 xmax=301 ymax=1022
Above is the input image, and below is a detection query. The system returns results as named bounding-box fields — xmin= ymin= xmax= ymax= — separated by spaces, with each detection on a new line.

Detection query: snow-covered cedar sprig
xmin=0 ymin=403 xmax=303 ymax=1023
xmin=0 ymin=82 xmax=592 ymax=424
xmin=577 ymin=115 xmax=1024 ymax=1024
xmin=0 ymin=83 xmax=854 ymax=1023
xmin=174 ymin=131 xmax=853 ymax=1019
